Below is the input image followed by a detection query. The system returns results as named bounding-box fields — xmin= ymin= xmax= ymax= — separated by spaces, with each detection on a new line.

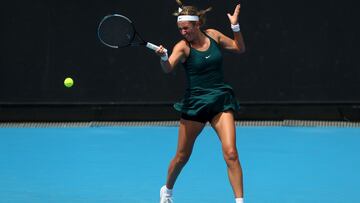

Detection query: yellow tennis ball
xmin=64 ymin=77 xmax=74 ymax=88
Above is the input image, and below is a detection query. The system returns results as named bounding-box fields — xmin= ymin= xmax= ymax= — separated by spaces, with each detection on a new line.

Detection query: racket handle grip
xmin=146 ymin=42 xmax=167 ymax=53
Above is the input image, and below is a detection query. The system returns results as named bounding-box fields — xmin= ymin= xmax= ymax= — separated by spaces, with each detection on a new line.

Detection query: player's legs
xmin=211 ymin=110 xmax=243 ymax=198
xmin=165 ymin=118 xmax=206 ymax=188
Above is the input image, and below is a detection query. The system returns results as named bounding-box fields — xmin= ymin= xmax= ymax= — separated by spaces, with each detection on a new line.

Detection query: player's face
xmin=177 ymin=21 xmax=199 ymax=41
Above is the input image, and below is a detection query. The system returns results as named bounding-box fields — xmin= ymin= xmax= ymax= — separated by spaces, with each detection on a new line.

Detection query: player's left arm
xmin=207 ymin=4 xmax=245 ymax=54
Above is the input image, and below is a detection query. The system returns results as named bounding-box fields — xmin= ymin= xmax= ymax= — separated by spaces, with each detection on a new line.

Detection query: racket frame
xmin=98 ymin=14 xmax=166 ymax=52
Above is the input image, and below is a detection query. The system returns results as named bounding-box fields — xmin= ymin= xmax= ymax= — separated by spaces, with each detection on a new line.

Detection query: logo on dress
xmin=205 ymin=55 xmax=211 ymax=59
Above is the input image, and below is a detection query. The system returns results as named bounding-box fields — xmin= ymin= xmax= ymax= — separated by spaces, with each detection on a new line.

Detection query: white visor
xmin=177 ymin=15 xmax=199 ymax=22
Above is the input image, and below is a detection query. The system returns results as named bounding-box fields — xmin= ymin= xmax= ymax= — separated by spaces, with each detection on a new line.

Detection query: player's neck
xmin=190 ymin=31 xmax=207 ymax=47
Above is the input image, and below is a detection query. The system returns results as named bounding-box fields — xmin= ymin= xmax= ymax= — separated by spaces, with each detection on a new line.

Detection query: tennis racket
xmin=97 ymin=14 xmax=167 ymax=52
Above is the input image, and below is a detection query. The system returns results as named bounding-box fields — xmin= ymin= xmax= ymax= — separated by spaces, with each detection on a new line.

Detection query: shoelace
xmin=164 ymin=198 xmax=173 ymax=203
xmin=161 ymin=195 xmax=173 ymax=203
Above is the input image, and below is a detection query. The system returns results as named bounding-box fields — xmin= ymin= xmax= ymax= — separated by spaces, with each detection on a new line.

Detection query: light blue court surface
xmin=0 ymin=126 xmax=360 ymax=203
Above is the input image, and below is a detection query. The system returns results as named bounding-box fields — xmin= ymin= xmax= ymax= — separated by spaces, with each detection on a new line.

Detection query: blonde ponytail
xmin=197 ymin=7 xmax=212 ymax=26
xmin=176 ymin=0 xmax=183 ymax=7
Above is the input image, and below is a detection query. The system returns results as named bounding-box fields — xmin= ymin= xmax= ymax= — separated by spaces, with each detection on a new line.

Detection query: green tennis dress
xmin=174 ymin=33 xmax=240 ymax=116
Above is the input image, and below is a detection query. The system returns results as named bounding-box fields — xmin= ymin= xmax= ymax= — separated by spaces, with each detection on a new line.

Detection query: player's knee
xmin=223 ymin=148 xmax=239 ymax=163
xmin=175 ymin=152 xmax=191 ymax=165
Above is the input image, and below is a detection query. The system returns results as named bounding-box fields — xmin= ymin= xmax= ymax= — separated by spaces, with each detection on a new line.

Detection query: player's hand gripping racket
xmin=98 ymin=14 xmax=167 ymax=52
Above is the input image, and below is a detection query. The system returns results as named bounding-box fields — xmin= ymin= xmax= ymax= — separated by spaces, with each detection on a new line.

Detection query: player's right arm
xmin=157 ymin=40 xmax=188 ymax=73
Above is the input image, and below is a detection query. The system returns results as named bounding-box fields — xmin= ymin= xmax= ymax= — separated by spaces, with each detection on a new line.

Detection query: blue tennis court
xmin=1 ymin=125 xmax=359 ymax=203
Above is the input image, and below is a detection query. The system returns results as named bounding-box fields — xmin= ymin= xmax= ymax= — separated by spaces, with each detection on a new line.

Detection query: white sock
xmin=235 ymin=197 xmax=244 ymax=203
xmin=163 ymin=185 xmax=172 ymax=196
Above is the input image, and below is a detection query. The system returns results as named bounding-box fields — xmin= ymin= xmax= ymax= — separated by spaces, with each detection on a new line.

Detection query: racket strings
xmin=98 ymin=16 xmax=135 ymax=48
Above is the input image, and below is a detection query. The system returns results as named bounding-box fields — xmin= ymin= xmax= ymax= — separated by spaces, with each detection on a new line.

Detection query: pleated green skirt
xmin=174 ymin=84 xmax=240 ymax=116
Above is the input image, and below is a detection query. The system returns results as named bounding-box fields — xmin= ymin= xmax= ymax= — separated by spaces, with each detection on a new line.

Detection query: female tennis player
xmin=156 ymin=1 xmax=245 ymax=203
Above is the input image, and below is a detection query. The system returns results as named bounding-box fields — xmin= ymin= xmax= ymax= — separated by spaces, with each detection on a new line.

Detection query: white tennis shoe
xmin=160 ymin=185 xmax=173 ymax=203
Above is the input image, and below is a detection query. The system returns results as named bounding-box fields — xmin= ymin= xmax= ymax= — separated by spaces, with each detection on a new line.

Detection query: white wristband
xmin=231 ymin=23 xmax=240 ymax=32
xmin=161 ymin=53 xmax=169 ymax=61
